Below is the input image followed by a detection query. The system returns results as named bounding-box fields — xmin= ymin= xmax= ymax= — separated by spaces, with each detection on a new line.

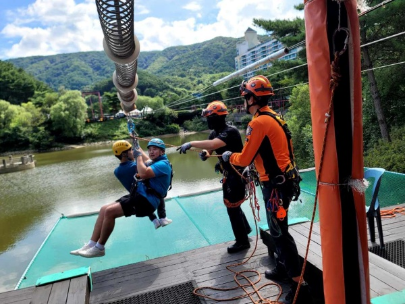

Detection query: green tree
xmin=0 ymin=60 xmax=50 ymax=105
xmin=253 ymin=17 xmax=305 ymax=48
xmin=50 ymin=90 xmax=87 ymax=139
xmin=136 ymin=95 xmax=164 ymax=111
xmin=360 ymin=0 xmax=405 ymax=145
xmin=149 ymin=107 xmax=178 ymax=126
xmin=22 ymin=102 xmax=45 ymax=126
xmin=30 ymin=91 xmax=59 ymax=113
xmin=364 ymin=125 xmax=405 ymax=173
xmin=284 ymin=84 xmax=314 ymax=168
xmin=0 ymin=100 xmax=33 ymax=152
xmin=102 ymin=91 xmax=120 ymax=114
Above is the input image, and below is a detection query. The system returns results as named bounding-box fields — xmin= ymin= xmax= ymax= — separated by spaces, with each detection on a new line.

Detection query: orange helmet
xmin=201 ymin=101 xmax=228 ymax=117
xmin=240 ymin=75 xmax=274 ymax=97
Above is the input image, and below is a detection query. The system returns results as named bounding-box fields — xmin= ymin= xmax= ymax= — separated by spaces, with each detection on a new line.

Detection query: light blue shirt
xmin=136 ymin=155 xmax=172 ymax=209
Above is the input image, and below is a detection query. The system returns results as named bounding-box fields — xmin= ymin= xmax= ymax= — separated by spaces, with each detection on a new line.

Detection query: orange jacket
xmin=230 ymin=106 xmax=291 ymax=182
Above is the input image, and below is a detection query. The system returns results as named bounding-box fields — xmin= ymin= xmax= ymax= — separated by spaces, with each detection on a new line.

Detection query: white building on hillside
xmin=235 ymin=28 xmax=301 ymax=79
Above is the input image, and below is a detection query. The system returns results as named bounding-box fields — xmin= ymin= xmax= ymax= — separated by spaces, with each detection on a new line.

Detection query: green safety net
xmin=16 ymin=168 xmax=405 ymax=290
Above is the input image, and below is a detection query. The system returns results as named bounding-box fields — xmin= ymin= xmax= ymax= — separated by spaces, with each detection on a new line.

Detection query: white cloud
xmin=1 ymin=0 xmax=103 ymax=58
xmin=135 ymin=0 xmax=303 ymax=51
xmin=136 ymin=4 xmax=150 ymax=15
xmin=182 ymin=2 xmax=201 ymax=12
xmin=0 ymin=0 xmax=303 ymax=59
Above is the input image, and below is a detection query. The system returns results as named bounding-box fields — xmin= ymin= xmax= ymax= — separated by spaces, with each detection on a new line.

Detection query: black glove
xmin=199 ymin=150 xmax=208 ymax=161
xmin=214 ymin=162 xmax=223 ymax=174
xmin=176 ymin=142 xmax=192 ymax=154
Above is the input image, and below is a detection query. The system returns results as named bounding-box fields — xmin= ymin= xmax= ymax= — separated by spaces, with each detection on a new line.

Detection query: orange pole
xmin=304 ymin=0 xmax=370 ymax=303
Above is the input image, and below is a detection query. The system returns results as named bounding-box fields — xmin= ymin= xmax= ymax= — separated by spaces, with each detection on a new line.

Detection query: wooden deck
xmin=290 ymin=203 xmax=405 ymax=299
xmin=1 ymin=203 xmax=404 ymax=304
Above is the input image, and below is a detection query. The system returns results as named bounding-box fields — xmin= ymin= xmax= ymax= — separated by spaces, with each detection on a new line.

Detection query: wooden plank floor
xmin=2 ymin=203 xmax=404 ymax=304
xmin=290 ymin=203 xmax=405 ymax=299
xmin=88 ymin=237 xmax=291 ymax=304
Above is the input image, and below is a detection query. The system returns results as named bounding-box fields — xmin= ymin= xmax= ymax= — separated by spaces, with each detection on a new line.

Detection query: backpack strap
xmin=257 ymin=110 xmax=295 ymax=163
xmin=257 ymin=110 xmax=302 ymax=200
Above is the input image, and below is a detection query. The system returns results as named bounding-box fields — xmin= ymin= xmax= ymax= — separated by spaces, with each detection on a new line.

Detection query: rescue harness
xmin=257 ymin=109 xmax=302 ymax=201
xmin=127 ymin=117 xmax=173 ymax=199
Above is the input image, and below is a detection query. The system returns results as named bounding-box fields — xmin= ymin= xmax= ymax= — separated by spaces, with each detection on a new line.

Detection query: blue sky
xmin=0 ymin=0 xmax=304 ymax=60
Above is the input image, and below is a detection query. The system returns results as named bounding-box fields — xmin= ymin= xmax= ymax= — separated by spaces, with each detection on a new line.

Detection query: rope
xmin=193 ymin=188 xmax=280 ymax=303
xmin=381 ymin=207 xmax=405 ymax=218
xmin=292 ymin=19 xmax=350 ymax=304
xmin=132 ymin=133 xmax=272 ymax=301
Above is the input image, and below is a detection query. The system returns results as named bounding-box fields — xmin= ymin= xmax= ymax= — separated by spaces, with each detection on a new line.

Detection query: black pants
xmin=262 ymin=183 xmax=301 ymax=278
xmin=227 ymin=206 xmax=251 ymax=243
xmin=148 ymin=198 xmax=166 ymax=221
xmin=223 ymin=172 xmax=251 ymax=244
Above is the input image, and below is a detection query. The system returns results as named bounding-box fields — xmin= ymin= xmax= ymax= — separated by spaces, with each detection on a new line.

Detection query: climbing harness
xmin=126 ymin=118 xmax=174 ymax=198
xmin=257 ymin=110 xmax=302 ymax=201
xmin=267 ymin=189 xmax=287 ymax=221
xmin=193 ymin=165 xmax=281 ymax=303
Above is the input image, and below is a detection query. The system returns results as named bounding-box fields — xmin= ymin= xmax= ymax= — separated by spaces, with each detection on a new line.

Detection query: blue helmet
xmin=147 ymin=138 xmax=166 ymax=150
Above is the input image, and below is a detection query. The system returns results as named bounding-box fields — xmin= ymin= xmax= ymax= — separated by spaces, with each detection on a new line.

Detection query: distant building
xmin=235 ymin=28 xmax=301 ymax=79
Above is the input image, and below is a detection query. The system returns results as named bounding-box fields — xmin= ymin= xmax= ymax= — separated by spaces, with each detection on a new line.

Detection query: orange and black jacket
xmin=230 ymin=106 xmax=291 ymax=182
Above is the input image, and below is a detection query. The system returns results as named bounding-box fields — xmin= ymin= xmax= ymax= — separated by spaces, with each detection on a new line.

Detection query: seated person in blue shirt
xmin=70 ymin=138 xmax=173 ymax=258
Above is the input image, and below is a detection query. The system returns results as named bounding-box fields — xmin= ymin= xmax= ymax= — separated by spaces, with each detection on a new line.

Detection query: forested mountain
xmin=7 ymin=35 xmax=270 ymax=91
xmin=0 ymin=61 xmax=51 ymax=105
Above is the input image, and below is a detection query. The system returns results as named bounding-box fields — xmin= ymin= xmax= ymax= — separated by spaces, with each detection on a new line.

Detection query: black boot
xmin=264 ymin=263 xmax=289 ymax=281
xmin=280 ymin=281 xmax=312 ymax=304
xmin=227 ymin=241 xmax=250 ymax=254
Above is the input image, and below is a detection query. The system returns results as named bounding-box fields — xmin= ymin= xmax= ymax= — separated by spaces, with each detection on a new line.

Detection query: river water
xmin=0 ymin=132 xmax=235 ymax=292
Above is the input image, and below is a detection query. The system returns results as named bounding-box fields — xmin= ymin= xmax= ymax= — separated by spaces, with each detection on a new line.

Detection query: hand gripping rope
xmin=127 ymin=117 xmax=140 ymax=149
xmin=129 ymin=135 xmax=284 ymax=301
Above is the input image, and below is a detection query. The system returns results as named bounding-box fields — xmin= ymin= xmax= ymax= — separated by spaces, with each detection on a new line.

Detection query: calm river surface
xmin=0 ymin=132 xmax=240 ymax=292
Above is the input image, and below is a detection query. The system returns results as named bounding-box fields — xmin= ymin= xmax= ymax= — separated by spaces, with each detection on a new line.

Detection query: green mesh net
xmin=16 ymin=168 xmax=404 ymax=290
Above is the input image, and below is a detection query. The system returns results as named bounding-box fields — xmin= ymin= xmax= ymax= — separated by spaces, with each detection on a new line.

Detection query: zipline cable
xmin=155 ymin=1 xmax=398 ymax=113
xmin=360 ymin=31 xmax=405 ymax=48
xmin=165 ymin=84 xmax=214 ymax=109
xmin=155 ymin=24 xmax=404 ymax=114
xmin=361 ymin=61 xmax=405 ymax=73
xmin=358 ymin=0 xmax=397 ymax=17
xmin=167 ymin=28 xmax=404 ymax=111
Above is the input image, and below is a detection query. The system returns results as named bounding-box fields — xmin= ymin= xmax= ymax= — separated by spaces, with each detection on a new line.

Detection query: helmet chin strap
xmin=245 ymin=98 xmax=257 ymax=114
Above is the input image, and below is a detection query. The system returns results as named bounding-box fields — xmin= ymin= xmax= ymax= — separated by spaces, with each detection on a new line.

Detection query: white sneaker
xmin=153 ymin=218 xmax=161 ymax=229
xmin=78 ymin=246 xmax=105 ymax=258
xmin=159 ymin=218 xmax=173 ymax=227
xmin=70 ymin=243 xmax=94 ymax=256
